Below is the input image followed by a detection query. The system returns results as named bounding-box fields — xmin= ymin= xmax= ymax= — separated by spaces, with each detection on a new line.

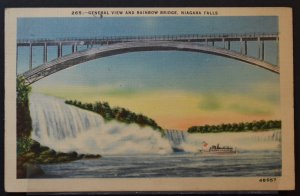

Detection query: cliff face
xmin=17 ymin=77 xmax=32 ymax=138
xmin=17 ymin=102 xmax=32 ymax=138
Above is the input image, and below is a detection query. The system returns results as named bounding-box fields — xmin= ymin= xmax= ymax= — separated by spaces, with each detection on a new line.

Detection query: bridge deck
xmin=17 ymin=33 xmax=278 ymax=46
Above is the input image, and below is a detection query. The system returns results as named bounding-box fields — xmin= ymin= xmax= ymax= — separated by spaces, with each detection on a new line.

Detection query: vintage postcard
xmin=5 ymin=8 xmax=294 ymax=192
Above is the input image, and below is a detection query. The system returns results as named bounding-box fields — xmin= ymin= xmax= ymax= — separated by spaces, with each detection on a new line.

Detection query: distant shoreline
xmin=187 ymin=120 xmax=281 ymax=134
xmin=185 ymin=128 xmax=280 ymax=134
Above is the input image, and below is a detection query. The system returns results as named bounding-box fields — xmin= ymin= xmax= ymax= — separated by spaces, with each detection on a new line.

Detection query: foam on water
xmin=29 ymin=93 xmax=172 ymax=155
xmin=29 ymin=93 xmax=281 ymax=155
xmin=180 ymin=130 xmax=281 ymax=152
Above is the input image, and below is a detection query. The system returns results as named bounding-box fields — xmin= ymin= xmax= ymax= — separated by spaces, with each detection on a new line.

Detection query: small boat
xmin=199 ymin=144 xmax=237 ymax=154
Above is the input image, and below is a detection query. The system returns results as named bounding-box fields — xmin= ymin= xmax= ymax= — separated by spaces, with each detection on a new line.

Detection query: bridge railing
xmin=17 ymin=32 xmax=279 ymax=44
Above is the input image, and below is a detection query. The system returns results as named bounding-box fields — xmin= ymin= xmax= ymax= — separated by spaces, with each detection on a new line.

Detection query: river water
xmin=29 ymin=93 xmax=282 ymax=178
xmin=39 ymin=150 xmax=281 ymax=178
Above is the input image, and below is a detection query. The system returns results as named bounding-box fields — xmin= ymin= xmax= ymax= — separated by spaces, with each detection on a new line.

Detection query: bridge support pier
xmin=58 ymin=43 xmax=62 ymax=58
xmin=43 ymin=43 xmax=47 ymax=64
xmin=258 ymin=38 xmax=261 ymax=59
xmin=258 ymin=38 xmax=265 ymax=60
xmin=16 ymin=46 xmax=18 ymax=64
xmin=72 ymin=43 xmax=77 ymax=53
xmin=240 ymin=38 xmax=243 ymax=54
xmin=244 ymin=41 xmax=248 ymax=55
xmin=227 ymin=41 xmax=231 ymax=50
xmin=29 ymin=43 xmax=32 ymax=70
xmin=261 ymin=40 xmax=265 ymax=61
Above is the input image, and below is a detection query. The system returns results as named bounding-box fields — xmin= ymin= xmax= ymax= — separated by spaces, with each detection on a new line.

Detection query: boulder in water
xmin=82 ymin=154 xmax=101 ymax=159
xmin=24 ymin=163 xmax=45 ymax=178
xmin=40 ymin=149 xmax=56 ymax=157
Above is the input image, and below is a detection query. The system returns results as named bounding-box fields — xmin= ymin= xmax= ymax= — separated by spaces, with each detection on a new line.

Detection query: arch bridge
xmin=17 ymin=33 xmax=279 ymax=84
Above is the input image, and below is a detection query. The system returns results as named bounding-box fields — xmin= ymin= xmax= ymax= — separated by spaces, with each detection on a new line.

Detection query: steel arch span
xmin=20 ymin=41 xmax=279 ymax=84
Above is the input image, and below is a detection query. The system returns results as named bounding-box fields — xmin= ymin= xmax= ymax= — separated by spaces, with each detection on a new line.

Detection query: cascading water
xmin=164 ymin=130 xmax=187 ymax=147
xmin=30 ymin=94 xmax=102 ymax=141
xmin=164 ymin=129 xmax=281 ymax=152
xmin=180 ymin=130 xmax=282 ymax=152
xmin=29 ymin=93 xmax=281 ymax=155
xmin=29 ymin=93 xmax=172 ymax=155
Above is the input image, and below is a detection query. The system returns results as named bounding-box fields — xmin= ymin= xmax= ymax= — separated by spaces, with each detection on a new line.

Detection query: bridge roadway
xmin=17 ymin=33 xmax=278 ymax=46
xmin=21 ymin=41 xmax=279 ymax=84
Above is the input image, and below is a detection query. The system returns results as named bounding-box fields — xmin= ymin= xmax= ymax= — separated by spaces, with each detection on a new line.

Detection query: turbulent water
xmin=40 ymin=150 xmax=281 ymax=178
xmin=164 ymin=129 xmax=281 ymax=152
xmin=29 ymin=93 xmax=282 ymax=178
xmin=30 ymin=93 xmax=281 ymax=155
xmin=29 ymin=93 xmax=172 ymax=155
xmin=165 ymin=129 xmax=187 ymax=147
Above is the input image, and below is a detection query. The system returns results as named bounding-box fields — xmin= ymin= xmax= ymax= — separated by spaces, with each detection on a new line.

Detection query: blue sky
xmin=17 ymin=17 xmax=278 ymax=39
xmin=17 ymin=16 xmax=280 ymax=129
xmin=17 ymin=16 xmax=279 ymax=91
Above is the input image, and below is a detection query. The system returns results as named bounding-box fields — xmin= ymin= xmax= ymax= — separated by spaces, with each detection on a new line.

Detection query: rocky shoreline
xmin=17 ymin=139 xmax=101 ymax=178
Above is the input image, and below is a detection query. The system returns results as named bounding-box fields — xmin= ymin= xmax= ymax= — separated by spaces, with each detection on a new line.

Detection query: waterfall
xmin=29 ymin=93 xmax=172 ymax=155
xmin=30 ymin=93 xmax=103 ymax=141
xmin=28 ymin=93 xmax=281 ymax=155
xmin=252 ymin=130 xmax=281 ymax=142
xmin=165 ymin=130 xmax=187 ymax=147
xmin=181 ymin=130 xmax=282 ymax=152
xmin=164 ymin=129 xmax=281 ymax=152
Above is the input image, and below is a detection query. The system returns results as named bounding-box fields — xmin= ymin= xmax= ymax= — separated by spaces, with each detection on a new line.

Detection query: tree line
xmin=65 ymin=100 xmax=163 ymax=134
xmin=187 ymin=120 xmax=281 ymax=134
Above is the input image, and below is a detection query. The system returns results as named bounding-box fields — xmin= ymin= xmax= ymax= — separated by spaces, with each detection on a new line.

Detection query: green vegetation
xmin=187 ymin=120 xmax=281 ymax=134
xmin=17 ymin=76 xmax=31 ymax=104
xmin=65 ymin=99 xmax=164 ymax=134
xmin=17 ymin=76 xmax=32 ymax=138
xmin=17 ymin=137 xmax=101 ymax=178
xmin=17 ymin=136 xmax=36 ymax=155
xmin=16 ymin=77 xmax=101 ymax=178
